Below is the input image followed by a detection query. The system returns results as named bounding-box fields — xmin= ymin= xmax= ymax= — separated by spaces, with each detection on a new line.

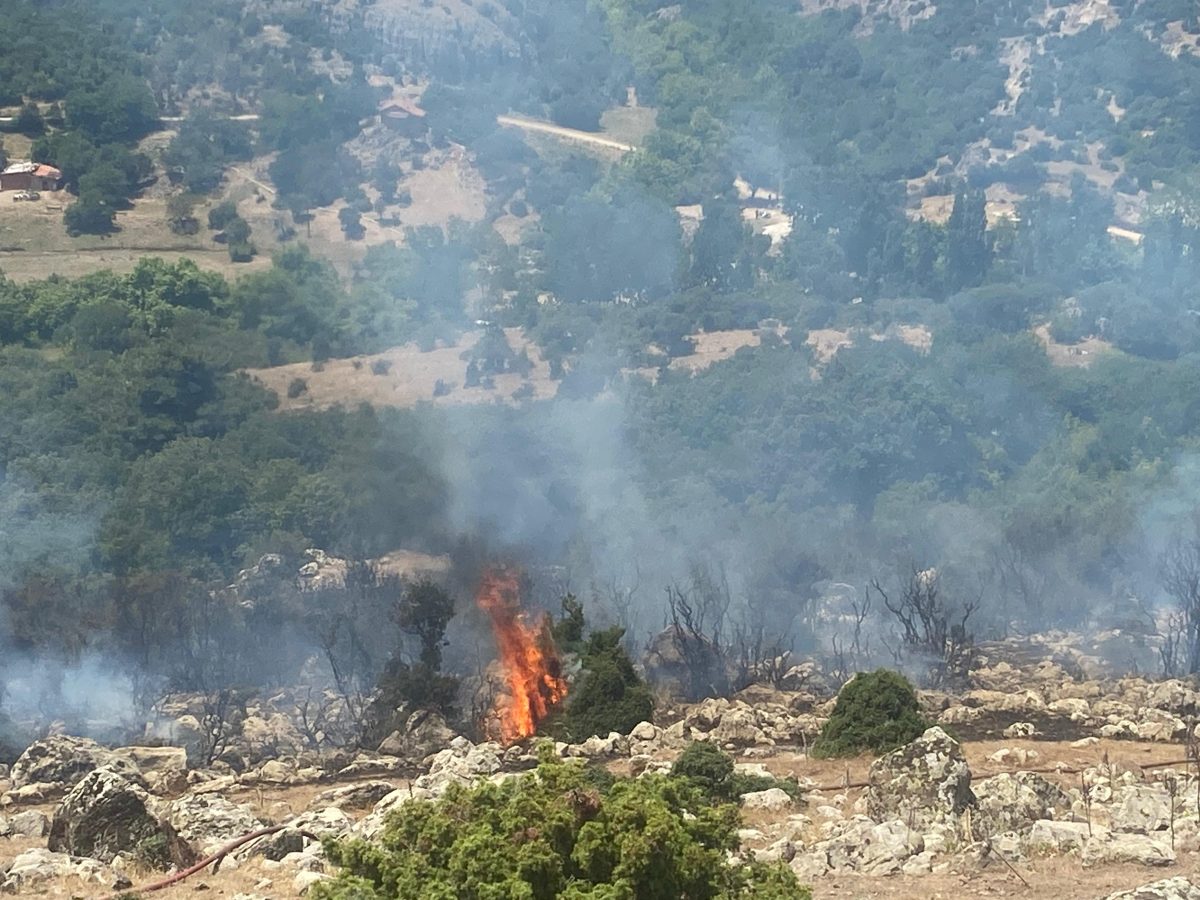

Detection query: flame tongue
xmin=476 ymin=567 xmax=568 ymax=743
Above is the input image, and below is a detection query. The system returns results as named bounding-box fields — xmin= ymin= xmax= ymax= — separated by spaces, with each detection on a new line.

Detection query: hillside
xmin=5 ymin=0 xmax=1200 ymax=897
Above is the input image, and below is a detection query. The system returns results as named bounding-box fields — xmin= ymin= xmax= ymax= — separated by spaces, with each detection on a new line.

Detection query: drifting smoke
xmin=475 ymin=566 xmax=568 ymax=743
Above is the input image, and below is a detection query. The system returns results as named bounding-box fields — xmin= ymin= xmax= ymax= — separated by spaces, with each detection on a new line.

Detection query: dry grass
xmin=0 ymin=189 xmax=275 ymax=282
xmin=599 ymin=106 xmax=658 ymax=146
xmin=0 ymin=133 xmax=490 ymax=284
xmin=245 ymin=327 xmax=559 ymax=411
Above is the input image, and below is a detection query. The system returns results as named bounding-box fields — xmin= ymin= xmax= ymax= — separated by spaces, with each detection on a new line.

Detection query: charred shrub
xmin=559 ymin=626 xmax=653 ymax=741
xmin=361 ymin=579 xmax=459 ymax=746
xmin=811 ymin=669 xmax=928 ymax=758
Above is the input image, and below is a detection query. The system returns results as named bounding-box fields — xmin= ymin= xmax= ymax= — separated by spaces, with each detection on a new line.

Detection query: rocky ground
xmin=6 ymin=636 xmax=1200 ymax=898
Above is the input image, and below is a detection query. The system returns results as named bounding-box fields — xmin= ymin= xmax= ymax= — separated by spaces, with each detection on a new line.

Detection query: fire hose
xmin=99 ymin=823 xmax=322 ymax=899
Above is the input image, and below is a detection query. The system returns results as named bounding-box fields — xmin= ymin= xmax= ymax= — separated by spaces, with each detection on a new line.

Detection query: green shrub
xmin=314 ymin=752 xmax=807 ymax=900
xmin=559 ymin=626 xmax=654 ymax=741
xmin=672 ymin=740 xmax=735 ymax=798
xmin=671 ymin=741 xmax=801 ymax=803
xmin=811 ymin=669 xmax=929 ymax=758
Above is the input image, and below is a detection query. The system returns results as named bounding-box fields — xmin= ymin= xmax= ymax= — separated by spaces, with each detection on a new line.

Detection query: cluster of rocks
xmin=723 ymin=725 xmax=1197 ymax=882
xmin=0 ymin=733 xmax=351 ymax=895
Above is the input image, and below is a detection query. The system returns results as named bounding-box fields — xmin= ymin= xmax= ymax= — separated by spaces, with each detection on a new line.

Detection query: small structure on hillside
xmin=0 ymin=161 xmax=62 ymax=192
xmin=378 ymin=97 xmax=427 ymax=137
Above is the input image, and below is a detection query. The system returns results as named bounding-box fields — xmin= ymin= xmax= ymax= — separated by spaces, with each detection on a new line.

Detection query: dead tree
xmin=731 ymin=618 xmax=795 ymax=691
xmin=872 ymin=566 xmax=977 ymax=687
xmin=1161 ymin=538 xmax=1200 ymax=675
xmin=664 ymin=579 xmax=731 ymax=701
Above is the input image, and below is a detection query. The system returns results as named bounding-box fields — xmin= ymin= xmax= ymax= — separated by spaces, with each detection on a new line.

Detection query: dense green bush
xmin=811 ymin=670 xmax=929 ymax=758
xmin=559 ymin=626 xmax=654 ymax=742
xmin=671 ymin=742 xmax=801 ymax=803
xmin=314 ymin=752 xmax=807 ymax=900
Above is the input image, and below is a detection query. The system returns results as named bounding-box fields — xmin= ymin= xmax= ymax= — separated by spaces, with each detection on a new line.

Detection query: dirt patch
xmin=1160 ymin=20 xmax=1200 ymax=58
xmin=912 ymin=189 xmax=1023 ymax=229
xmin=669 ymin=329 xmax=764 ymax=373
xmin=1036 ymin=0 xmax=1120 ymax=37
xmin=245 ymin=327 xmax=558 ymax=411
xmin=993 ymin=37 xmax=1033 ymax=116
xmin=807 ymin=329 xmax=855 ymax=363
xmin=394 ymin=145 xmax=488 ymax=229
xmin=374 ymin=549 xmax=452 ymax=578
xmin=1034 ymin=323 xmax=1115 ymax=368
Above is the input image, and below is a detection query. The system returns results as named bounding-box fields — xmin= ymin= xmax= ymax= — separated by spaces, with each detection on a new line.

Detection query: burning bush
xmin=476 ymin=567 xmax=568 ymax=743
xmin=315 ymin=751 xmax=807 ymax=900
xmin=811 ymin=669 xmax=928 ymax=758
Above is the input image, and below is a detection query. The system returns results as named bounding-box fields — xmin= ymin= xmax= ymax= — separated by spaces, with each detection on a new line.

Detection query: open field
xmin=245 ymin=327 xmax=560 ymax=411
xmin=0 ymin=134 xmax=489 ymax=283
xmin=0 ymin=190 xmax=273 ymax=282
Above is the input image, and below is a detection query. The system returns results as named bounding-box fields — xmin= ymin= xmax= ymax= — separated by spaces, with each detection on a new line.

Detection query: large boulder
xmin=1083 ymin=833 xmax=1176 ymax=867
xmin=865 ymin=726 xmax=975 ymax=829
xmin=166 ymin=793 xmax=265 ymax=857
xmin=10 ymin=735 xmax=140 ymax=795
xmin=48 ymin=767 xmax=190 ymax=868
xmin=1028 ymin=819 xmax=1096 ymax=852
xmin=1114 ymin=785 xmax=1174 ymax=835
xmin=112 ymin=746 xmax=189 ymax=795
xmin=1103 ymin=878 xmax=1200 ymax=900
xmin=413 ymin=738 xmax=502 ymax=797
xmin=972 ymin=772 xmax=1070 ymax=835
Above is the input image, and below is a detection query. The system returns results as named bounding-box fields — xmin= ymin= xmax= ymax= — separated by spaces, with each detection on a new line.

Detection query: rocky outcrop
xmin=740 ymin=788 xmax=793 ymax=811
xmin=248 ymin=806 xmax=351 ymax=860
xmin=48 ymin=767 xmax=190 ymax=867
xmin=377 ymin=710 xmax=459 ymax=762
xmin=865 ymin=727 xmax=975 ymax=829
xmin=413 ymin=737 xmax=502 ymax=797
xmin=309 ymin=780 xmax=396 ymax=811
xmin=1113 ymin=785 xmax=1175 ymax=834
xmin=363 ymin=0 xmax=519 ymax=78
xmin=1103 ymin=878 xmax=1200 ymax=900
xmin=1 ymin=848 xmax=120 ymax=893
xmin=9 ymin=735 xmax=141 ymax=798
xmin=792 ymin=817 xmax=926 ymax=877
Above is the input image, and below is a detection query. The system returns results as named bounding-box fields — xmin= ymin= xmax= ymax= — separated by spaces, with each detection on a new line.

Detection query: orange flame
xmin=476 ymin=566 xmax=568 ymax=743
